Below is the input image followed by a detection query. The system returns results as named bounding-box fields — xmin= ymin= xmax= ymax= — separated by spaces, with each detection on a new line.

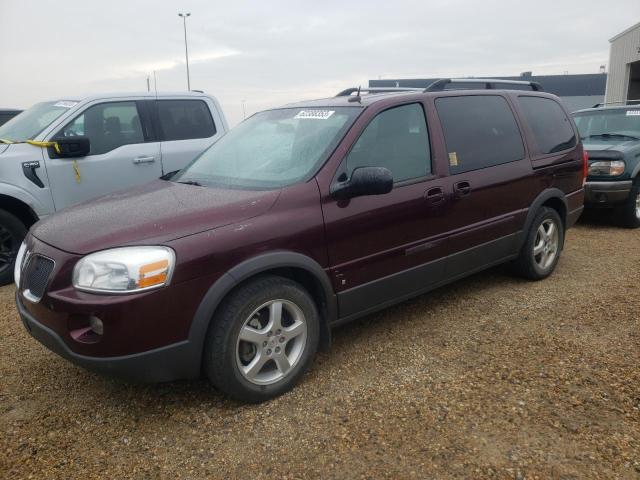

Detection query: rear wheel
xmin=615 ymin=180 xmax=640 ymax=228
xmin=0 ymin=209 xmax=27 ymax=286
xmin=512 ymin=207 xmax=564 ymax=280
xmin=203 ymin=275 xmax=320 ymax=403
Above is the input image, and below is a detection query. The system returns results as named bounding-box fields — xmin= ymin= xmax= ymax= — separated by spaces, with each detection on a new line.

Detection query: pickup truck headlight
xmin=588 ymin=160 xmax=625 ymax=176
xmin=73 ymin=246 xmax=175 ymax=294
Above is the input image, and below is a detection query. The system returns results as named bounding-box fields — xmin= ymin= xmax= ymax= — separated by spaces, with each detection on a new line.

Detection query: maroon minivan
xmin=15 ymin=80 xmax=585 ymax=402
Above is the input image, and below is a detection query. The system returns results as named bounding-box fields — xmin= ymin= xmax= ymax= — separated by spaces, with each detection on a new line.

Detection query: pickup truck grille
xmin=23 ymin=255 xmax=54 ymax=302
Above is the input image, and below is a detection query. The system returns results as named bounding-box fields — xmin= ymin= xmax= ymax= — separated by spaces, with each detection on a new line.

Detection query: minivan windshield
xmin=172 ymin=106 xmax=361 ymax=189
xmin=0 ymin=101 xmax=77 ymax=142
xmin=573 ymin=108 xmax=640 ymax=141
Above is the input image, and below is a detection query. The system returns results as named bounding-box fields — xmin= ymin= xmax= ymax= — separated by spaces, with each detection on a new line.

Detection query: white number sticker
xmin=53 ymin=101 xmax=78 ymax=108
xmin=625 ymin=110 xmax=640 ymax=116
xmin=294 ymin=110 xmax=335 ymax=120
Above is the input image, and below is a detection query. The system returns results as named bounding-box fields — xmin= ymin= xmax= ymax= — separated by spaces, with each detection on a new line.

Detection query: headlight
xmin=588 ymin=160 xmax=625 ymax=176
xmin=14 ymin=241 xmax=27 ymax=287
xmin=73 ymin=246 xmax=175 ymax=294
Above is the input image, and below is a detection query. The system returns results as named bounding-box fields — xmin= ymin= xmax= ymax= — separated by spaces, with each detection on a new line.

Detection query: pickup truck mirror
xmin=330 ymin=166 xmax=393 ymax=200
xmin=52 ymin=136 xmax=91 ymax=158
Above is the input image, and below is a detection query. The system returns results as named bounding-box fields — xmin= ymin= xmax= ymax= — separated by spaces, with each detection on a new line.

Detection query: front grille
xmin=23 ymin=255 xmax=54 ymax=301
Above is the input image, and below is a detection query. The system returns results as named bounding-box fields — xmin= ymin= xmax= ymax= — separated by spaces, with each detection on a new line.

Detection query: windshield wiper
xmin=176 ymin=180 xmax=203 ymax=186
xmin=586 ymin=133 xmax=640 ymax=141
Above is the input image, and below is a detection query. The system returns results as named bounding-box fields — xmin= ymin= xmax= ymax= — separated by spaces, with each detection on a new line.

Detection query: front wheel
xmin=0 ymin=209 xmax=28 ymax=286
xmin=512 ymin=207 xmax=564 ymax=280
xmin=203 ymin=275 xmax=320 ymax=403
xmin=615 ymin=180 xmax=640 ymax=228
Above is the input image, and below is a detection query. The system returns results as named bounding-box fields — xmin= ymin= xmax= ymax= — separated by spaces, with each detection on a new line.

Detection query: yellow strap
xmin=4 ymin=139 xmax=79 ymax=182
xmin=25 ymin=140 xmax=61 ymax=155
xmin=72 ymin=160 xmax=81 ymax=183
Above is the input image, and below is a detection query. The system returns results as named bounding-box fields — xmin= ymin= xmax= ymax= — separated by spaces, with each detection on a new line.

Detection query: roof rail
xmin=591 ymin=99 xmax=640 ymax=108
xmin=336 ymin=87 xmax=424 ymax=97
xmin=424 ymin=78 xmax=543 ymax=92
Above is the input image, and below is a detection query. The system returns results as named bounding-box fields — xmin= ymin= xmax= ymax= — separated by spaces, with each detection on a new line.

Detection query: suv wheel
xmin=512 ymin=207 xmax=564 ymax=280
xmin=203 ymin=275 xmax=320 ymax=403
xmin=616 ymin=180 xmax=640 ymax=228
xmin=0 ymin=209 xmax=27 ymax=286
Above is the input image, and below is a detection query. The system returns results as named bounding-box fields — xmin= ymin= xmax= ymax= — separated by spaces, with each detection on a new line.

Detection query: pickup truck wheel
xmin=203 ymin=275 xmax=320 ymax=403
xmin=616 ymin=180 xmax=640 ymax=228
xmin=0 ymin=209 xmax=27 ymax=286
xmin=512 ymin=207 xmax=564 ymax=280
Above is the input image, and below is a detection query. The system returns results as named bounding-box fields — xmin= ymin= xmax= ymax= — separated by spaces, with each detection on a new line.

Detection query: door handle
xmin=425 ymin=186 xmax=445 ymax=205
xmin=453 ymin=181 xmax=471 ymax=199
xmin=133 ymin=156 xmax=155 ymax=164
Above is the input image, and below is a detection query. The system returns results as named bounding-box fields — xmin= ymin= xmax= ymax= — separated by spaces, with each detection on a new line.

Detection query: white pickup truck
xmin=0 ymin=91 xmax=228 ymax=284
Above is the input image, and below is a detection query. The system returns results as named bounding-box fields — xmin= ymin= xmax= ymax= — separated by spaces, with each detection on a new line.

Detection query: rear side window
xmin=346 ymin=103 xmax=431 ymax=183
xmin=436 ymin=95 xmax=524 ymax=174
xmin=517 ymin=96 xmax=576 ymax=155
xmin=157 ymin=100 xmax=216 ymax=141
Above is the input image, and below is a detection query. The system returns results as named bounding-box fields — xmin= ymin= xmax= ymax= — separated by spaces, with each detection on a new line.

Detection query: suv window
xmin=157 ymin=100 xmax=216 ymax=141
xmin=436 ymin=95 xmax=524 ymax=174
xmin=518 ymin=96 xmax=576 ymax=154
xmin=60 ymin=102 xmax=144 ymax=156
xmin=346 ymin=103 xmax=431 ymax=183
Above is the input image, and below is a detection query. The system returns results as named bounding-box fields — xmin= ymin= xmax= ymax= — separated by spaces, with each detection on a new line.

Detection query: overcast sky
xmin=1 ymin=0 xmax=639 ymax=126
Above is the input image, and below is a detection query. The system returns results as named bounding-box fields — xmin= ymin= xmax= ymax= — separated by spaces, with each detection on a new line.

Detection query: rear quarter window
xmin=517 ymin=96 xmax=576 ymax=155
xmin=435 ymin=95 xmax=525 ymax=174
xmin=157 ymin=100 xmax=216 ymax=141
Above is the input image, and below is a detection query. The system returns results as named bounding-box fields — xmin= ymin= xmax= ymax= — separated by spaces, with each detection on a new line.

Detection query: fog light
xmin=89 ymin=316 xmax=104 ymax=336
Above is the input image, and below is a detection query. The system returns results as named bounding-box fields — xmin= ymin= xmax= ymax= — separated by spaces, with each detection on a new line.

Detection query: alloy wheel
xmin=533 ymin=219 xmax=559 ymax=270
xmin=236 ymin=299 xmax=307 ymax=385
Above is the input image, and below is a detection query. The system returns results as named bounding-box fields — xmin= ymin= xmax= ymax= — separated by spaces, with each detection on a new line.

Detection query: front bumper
xmin=17 ymin=293 xmax=199 ymax=383
xmin=584 ymin=180 xmax=632 ymax=206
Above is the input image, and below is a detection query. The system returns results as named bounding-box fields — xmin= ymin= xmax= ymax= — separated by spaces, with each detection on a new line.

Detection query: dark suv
xmin=15 ymin=80 xmax=585 ymax=402
xmin=573 ymin=103 xmax=640 ymax=227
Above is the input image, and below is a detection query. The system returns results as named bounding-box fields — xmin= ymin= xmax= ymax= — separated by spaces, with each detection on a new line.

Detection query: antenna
xmin=348 ymin=85 xmax=362 ymax=103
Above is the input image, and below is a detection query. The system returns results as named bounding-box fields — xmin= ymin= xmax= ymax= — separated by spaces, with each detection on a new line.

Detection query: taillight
xmin=582 ymin=150 xmax=589 ymax=184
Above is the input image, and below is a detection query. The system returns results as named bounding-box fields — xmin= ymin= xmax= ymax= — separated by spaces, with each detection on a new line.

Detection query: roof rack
xmin=424 ymin=78 xmax=543 ymax=92
xmin=591 ymin=99 xmax=640 ymax=108
xmin=335 ymin=87 xmax=424 ymax=97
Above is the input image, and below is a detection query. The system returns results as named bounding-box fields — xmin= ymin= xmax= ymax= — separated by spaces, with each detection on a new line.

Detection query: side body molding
xmin=185 ymin=251 xmax=337 ymax=376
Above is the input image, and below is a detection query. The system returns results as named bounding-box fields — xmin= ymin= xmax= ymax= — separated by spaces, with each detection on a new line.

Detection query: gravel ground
xmin=1 ymin=214 xmax=639 ymax=479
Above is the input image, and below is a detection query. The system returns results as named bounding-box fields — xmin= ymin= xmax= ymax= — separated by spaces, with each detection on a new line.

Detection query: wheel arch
xmin=186 ymin=251 xmax=337 ymax=375
xmin=0 ymin=194 xmax=39 ymax=229
xmin=520 ymin=188 xmax=568 ymax=249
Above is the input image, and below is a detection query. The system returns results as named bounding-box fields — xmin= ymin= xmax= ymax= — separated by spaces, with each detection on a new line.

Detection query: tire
xmin=512 ymin=207 xmax=564 ymax=281
xmin=0 ymin=209 xmax=28 ymax=286
xmin=615 ymin=180 xmax=640 ymax=228
xmin=203 ymin=275 xmax=320 ymax=403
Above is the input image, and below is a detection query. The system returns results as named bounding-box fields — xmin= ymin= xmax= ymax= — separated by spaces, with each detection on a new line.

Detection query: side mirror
xmin=330 ymin=166 xmax=393 ymax=200
xmin=51 ymin=136 xmax=91 ymax=158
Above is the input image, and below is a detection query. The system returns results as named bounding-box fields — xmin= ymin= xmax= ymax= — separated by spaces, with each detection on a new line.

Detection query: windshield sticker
xmin=626 ymin=110 xmax=640 ymax=116
xmin=448 ymin=152 xmax=459 ymax=167
xmin=294 ymin=110 xmax=335 ymax=120
xmin=53 ymin=101 xmax=78 ymax=108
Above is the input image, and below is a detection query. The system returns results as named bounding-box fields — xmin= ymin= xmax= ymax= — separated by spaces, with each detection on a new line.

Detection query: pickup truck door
xmin=153 ymin=98 xmax=225 ymax=174
xmin=44 ymin=100 xmax=162 ymax=211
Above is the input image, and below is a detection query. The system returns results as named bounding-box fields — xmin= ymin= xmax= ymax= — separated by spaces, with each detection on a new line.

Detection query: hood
xmin=32 ymin=180 xmax=281 ymax=254
xmin=583 ymin=139 xmax=640 ymax=154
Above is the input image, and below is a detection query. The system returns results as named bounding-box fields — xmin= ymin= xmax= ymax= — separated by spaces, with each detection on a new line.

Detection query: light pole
xmin=178 ymin=12 xmax=191 ymax=91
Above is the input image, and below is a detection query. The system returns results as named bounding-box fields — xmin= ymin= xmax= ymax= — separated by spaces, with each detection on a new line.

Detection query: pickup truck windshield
xmin=573 ymin=109 xmax=640 ymax=141
xmin=173 ymin=106 xmax=361 ymax=189
xmin=0 ymin=101 xmax=76 ymax=142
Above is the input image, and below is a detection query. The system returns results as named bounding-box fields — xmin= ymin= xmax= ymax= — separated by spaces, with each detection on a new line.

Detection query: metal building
xmin=605 ymin=22 xmax=640 ymax=103
xmin=370 ymin=73 xmax=607 ymax=111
